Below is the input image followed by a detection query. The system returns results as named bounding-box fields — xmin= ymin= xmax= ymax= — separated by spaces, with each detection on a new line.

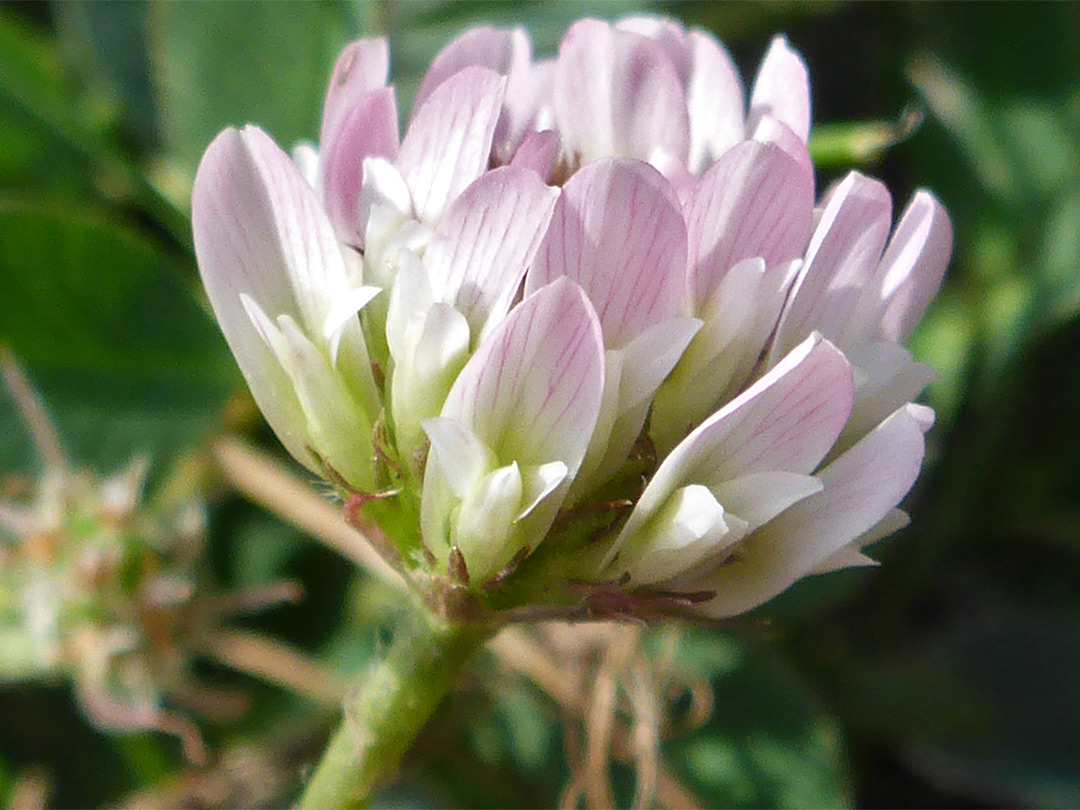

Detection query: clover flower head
xmin=193 ymin=15 xmax=952 ymax=623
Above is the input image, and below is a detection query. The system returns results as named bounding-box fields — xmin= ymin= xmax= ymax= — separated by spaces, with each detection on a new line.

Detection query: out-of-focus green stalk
xmin=296 ymin=599 xmax=491 ymax=809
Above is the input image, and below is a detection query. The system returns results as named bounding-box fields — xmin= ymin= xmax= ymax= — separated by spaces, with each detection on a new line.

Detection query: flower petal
xmin=615 ymin=18 xmax=746 ymax=172
xmin=770 ymin=171 xmax=893 ymax=361
xmin=320 ymin=38 xmax=390 ymax=148
xmin=397 ymin=66 xmax=506 ymax=223
xmin=686 ymin=140 xmax=814 ymax=312
xmin=527 ymin=158 xmax=688 ymax=347
xmin=441 ymin=276 xmax=605 ymax=476
xmin=319 ymin=86 xmax=399 ymax=245
xmin=424 ymin=166 xmax=559 ymax=342
xmin=697 ymin=403 xmax=925 ymax=617
xmin=613 ymin=333 xmax=852 ymax=563
xmin=555 ymin=19 xmax=689 ymax=167
xmin=875 ymin=190 xmax=954 ymax=343
xmin=747 ymin=36 xmax=811 ymax=143
xmin=193 ymin=126 xmax=362 ymax=468
xmin=413 ymin=26 xmax=531 ymax=117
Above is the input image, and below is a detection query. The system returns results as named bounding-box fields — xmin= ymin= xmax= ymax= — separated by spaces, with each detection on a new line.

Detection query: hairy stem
xmin=296 ymin=602 xmax=491 ymax=808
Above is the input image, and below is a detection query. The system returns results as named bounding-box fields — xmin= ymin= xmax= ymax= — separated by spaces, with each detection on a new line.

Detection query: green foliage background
xmin=1 ymin=1 xmax=1079 ymax=807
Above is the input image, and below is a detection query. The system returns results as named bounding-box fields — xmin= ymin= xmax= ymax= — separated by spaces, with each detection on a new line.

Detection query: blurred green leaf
xmin=54 ymin=1 xmax=161 ymax=149
xmin=149 ymin=0 xmax=359 ymax=179
xmin=0 ymin=202 xmax=236 ymax=473
xmin=670 ymin=631 xmax=853 ymax=809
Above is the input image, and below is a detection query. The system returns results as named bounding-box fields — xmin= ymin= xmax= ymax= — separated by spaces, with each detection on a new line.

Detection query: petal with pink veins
xmin=424 ymin=166 xmax=559 ymax=342
xmin=441 ymin=277 xmax=605 ymax=475
xmin=528 ymin=158 xmax=688 ymax=347
xmin=397 ymin=66 xmax=506 ymax=223
xmin=686 ymin=140 xmax=813 ymax=312
xmin=697 ymin=403 xmax=925 ymax=617
xmin=770 ymin=171 xmax=893 ymax=361
xmin=193 ymin=126 xmax=376 ymax=470
xmin=319 ymin=87 xmax=399 ymax=245
xmin=611 ymin=334 xmax=853 ymax=565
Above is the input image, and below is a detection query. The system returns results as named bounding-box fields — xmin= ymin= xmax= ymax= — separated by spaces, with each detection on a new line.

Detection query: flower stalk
xmin=297 ymin=599 xmax=492 ymax=809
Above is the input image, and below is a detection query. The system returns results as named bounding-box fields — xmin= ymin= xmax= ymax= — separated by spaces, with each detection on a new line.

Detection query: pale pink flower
xmin=193 ymin=18 xmax=952 ymax=620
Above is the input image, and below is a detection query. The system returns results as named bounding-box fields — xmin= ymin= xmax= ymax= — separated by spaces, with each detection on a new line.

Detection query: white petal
xmin=811 ymin=508 xmax=909 ymax=574
xmin=710 ymin=470 xmax=823 ymax=530
xmin=836 ymin=342 xmax=936 ymax=452
xmin=624 ymin=484 xmax=736 ymax=585
xmin=518 ymin=461 xmax=569 ymax=520
xmin=455 ymin=462 xmax=525 ymax=577
xmin=422 ymin=416 xmax=493 ymax=499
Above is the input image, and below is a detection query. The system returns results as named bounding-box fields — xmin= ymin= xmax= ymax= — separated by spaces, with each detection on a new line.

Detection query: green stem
xmin=296 ymin=602 xmax=491 ymax=808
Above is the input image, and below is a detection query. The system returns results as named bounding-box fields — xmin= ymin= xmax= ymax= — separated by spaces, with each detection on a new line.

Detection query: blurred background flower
xmin=1 ymin=2 xmax=1079 ymax=808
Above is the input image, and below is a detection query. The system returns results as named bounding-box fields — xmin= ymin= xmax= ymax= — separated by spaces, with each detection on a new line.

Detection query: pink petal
xmin=657 ymin=333 xmax=853 ymax=487
xmin=876 ymin=190 xmax=954 ymax=343
xmin=397 ymin=66 xmax=506 ymax=223
xmin=686 ymin=140 xmax=814 ymax=312
xmin=554 ymin=19 xmax=689 ymax=167
xmin=612 ymin=333 xmax=852 ymax=566
xmin=192 ymin=126 xmax=352 ymax=467
xmin=319 ymin=86 xmax=399 ymax=245
xmin=527 ymin=158 xmax=688 ymax=347
xmin=441 ymin=277 xmax=605 ymax=476
xmin=412 ymin=26 xmax=531 ymax=119
xmin=698 ymin=403 xmax=925 ymax=617
xmin=320 ymin=38 xmax=390 ymax=150
xmin=424 ymin=165 xmax=559 ymax=341
xmin=770 ymin=172 xmax=893 ymax=360
xmin=510 ymin=129 xmax=559 ymax=181
xmin=748 ymin=36 xmax=811 ymax=143
xmin=615 ymin=18 xmax=745 ymax=170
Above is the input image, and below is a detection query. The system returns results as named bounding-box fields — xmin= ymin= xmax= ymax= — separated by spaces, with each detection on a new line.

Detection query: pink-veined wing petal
xmin=612 ymin=334 xmax=852 ymax=563
xmin=554 ymin=19 xmax=689 ymax=167
xmin=397 ymin=66 xmax=506 ymax=224
xmin=441 ymin=277 xmax=605 ymax=476
xmin=686 ymin=140 xmax=814 ymax=312
xmin=424 ymin=166 xmax=559 ymax=342
xmin=319 ymin=87 xmax=399 ymax=245
xmin=747 ymin=35 xmax=811 ymax=143
xmin=697 ymin=403 xmax=925 ymax=617
xmin=770 ymin=172 xmax=893 ymax=361
xmin=527 ymin=158 xmax=688 ymax=348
